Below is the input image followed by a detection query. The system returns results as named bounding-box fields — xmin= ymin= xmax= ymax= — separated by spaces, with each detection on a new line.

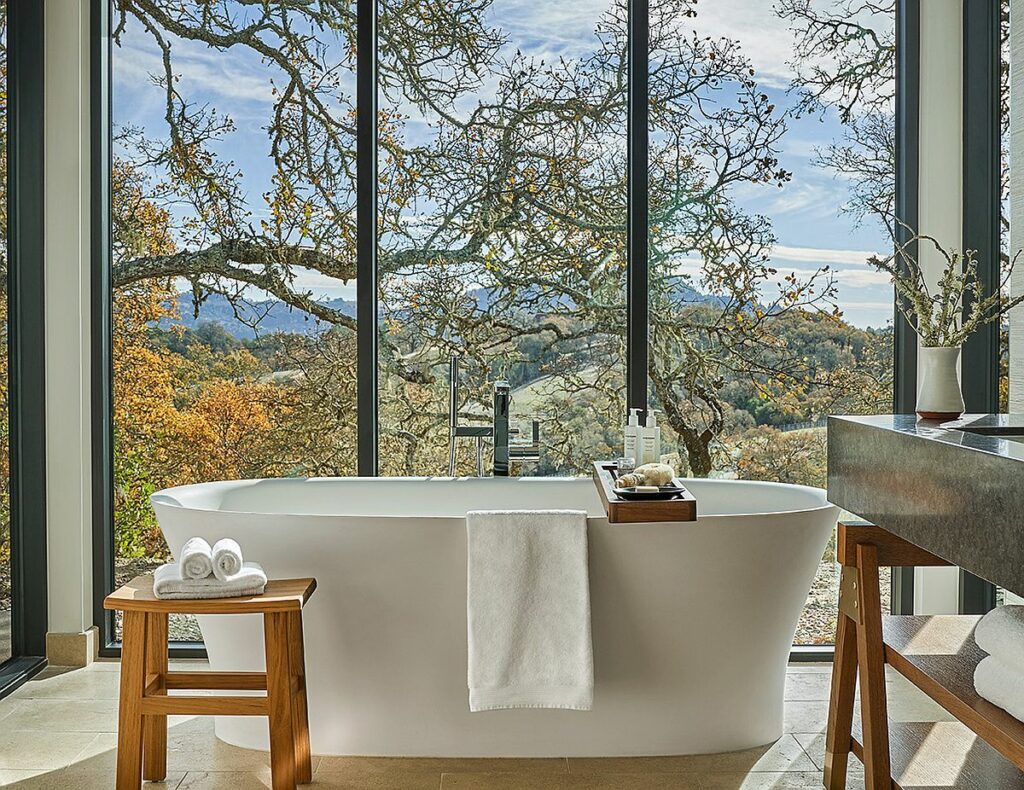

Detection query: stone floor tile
xmin=569 ymin=736 xmax=815 ymax=775
xmin=0 ymin=699 xmax=118 ymax=733
xmin=9 ymin=670 xmax=120 ymax=701
xmin=0 ymin=731 xmax=102 ymax=771
xmin=700 ymin=771 xmax=860 ymax=789
xmin=783 ymin=701 xmax=830 ymax=734
xmin=176 ymin=770 xmax=272 ymax=790
xmin=441 ymin=772 xmax=703 ymax=788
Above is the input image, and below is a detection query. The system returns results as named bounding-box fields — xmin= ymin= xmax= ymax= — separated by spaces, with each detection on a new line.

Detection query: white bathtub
xmin=151 ymin=476 xmax=837 ymax=757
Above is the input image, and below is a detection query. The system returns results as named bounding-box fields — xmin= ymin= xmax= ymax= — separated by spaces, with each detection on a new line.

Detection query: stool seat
xmin=106 ymin=574 xmax=315 ymax=790
xmin=104 ymin=575 xmax=316 ymax=614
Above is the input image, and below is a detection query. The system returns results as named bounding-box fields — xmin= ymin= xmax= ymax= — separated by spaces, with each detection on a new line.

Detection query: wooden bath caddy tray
xmin=592 ymin=462 xmax=697 ymax=523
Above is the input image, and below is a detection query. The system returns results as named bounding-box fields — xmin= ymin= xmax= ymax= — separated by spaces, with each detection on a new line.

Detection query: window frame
xmin=91 ymin=0 xmax=949 ymax=660
xmin=1 ymin=0 xmax=50 ymax=694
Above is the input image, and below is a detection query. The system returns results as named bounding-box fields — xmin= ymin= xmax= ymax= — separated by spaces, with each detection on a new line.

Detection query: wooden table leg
xmin=116 ymin=611 xmax=148 ymax=790
xmin=855 ymin=543 xmax=891 ymax=790
xmin=824 ymin=606 xmax=858 ymax=789
xmin=143 ymin=612 xmax=168 ymax=781
xmin=265 ymin=612 xmax=297 ymax=790
xmin=288 ymin=611 xmax=313 ymax=784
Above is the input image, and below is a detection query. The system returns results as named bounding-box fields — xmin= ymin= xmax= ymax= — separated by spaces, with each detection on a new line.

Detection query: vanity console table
xmin=826 ymin=520 xmax=1024 ymax=789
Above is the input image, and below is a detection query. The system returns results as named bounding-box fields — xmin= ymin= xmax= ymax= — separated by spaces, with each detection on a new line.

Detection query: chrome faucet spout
xmin=446 ymin=356 xmax=538 ymax=476
xmin=448 ymin=354 xmax=459 ymax=476
xmin=448 ymin=354 xmax=495 ymax=476
xmin=493 ymin=381 xmax=511 ymax=476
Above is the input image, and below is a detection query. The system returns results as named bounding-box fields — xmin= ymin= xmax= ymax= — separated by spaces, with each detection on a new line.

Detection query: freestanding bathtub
xmin=151 ymin=476 xmax=837 ymax=757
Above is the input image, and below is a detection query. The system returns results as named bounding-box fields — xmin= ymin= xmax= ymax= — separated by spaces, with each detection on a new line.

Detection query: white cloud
xmin=685 ymin=0 xmax=799 ymax=87
xmin=831 ymin=269 xmax=890 ymax=287
xmin=115 ymin=28 xmax=284 ymax=106
xmin=771 ymin=245 xmax=881 ymax=268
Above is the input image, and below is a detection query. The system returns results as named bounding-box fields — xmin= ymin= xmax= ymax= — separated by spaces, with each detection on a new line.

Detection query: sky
xmin=113 ymin=0 xmax=894 ymax=329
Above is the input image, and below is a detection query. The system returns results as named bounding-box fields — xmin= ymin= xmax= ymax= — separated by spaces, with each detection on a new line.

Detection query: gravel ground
xmin=115 ymin=557 xmax=202 ymax=642
xmin=0 ymin=608 xmax=10 ymax=664
xmin=795 ymin=559 xmax=892 ymax=646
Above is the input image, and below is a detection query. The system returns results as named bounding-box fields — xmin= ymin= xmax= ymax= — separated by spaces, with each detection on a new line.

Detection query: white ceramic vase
xmin=916 ymin=345 xmax=965 ymax=420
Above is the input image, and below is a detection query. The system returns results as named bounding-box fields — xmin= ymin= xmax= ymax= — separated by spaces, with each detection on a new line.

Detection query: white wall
xmin=43 ymin=0 xmax=94 ymax=638
xmin=914 ymin=0 xmax=963 ymax=615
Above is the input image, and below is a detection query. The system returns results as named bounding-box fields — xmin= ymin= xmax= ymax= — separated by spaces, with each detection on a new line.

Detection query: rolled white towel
xmin=974 ymin=655 xmax=1024 ymax=722
xmin=154 ymin=562 xmax=268 ymax=600
xmin=178 ymin=537 xmax=214 ymax=580
xmin=975 ymin=605 xmax=1024 ymax=673
xmin=212 ymin=538 xmax=244 ymax=581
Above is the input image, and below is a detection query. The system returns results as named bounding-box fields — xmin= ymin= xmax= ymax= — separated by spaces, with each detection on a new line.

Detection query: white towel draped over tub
xmin=466 ymin=509 xmax=593 ymax=712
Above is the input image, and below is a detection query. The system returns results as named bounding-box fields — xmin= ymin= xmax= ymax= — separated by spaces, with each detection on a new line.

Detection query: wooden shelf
xmin=881 ymin=615 xmax=1024 ymax=772
xmin=851 ymin=719 xmax=1024 ymax=789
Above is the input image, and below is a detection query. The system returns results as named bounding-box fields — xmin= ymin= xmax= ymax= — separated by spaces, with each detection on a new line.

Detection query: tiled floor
xmin=0 ymin=661 xmax=953 ymax=789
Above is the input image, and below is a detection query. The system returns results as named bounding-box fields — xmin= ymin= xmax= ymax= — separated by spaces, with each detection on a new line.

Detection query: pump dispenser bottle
xmin=624 ymin=408 xmax=641 ymax=463
xmin=641 ymin=410 xmax=662 ymax=464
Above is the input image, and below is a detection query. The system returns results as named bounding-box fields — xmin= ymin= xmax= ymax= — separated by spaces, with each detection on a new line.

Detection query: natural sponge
xmin=614 ymin=472 xmax=646 ymax=489
xmin=633 ymin=463 xmax=675 ymax=486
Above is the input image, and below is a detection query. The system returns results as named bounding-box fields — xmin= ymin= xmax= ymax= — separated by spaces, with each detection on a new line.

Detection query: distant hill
xmin=161 ymin=277 xmax=721 ymax=339
xmin=161 ymin=293 xmax=357 ymax=338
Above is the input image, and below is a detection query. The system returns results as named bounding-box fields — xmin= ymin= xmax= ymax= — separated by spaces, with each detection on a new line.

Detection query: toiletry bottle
xmin=623 ymin=408 xmax=641 ymax=465
xmin=641 ymin=410 xmax=661 ymax=465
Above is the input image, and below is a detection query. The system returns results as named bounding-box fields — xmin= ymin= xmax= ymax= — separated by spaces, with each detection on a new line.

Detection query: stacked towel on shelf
xmin=154 ymin=562 xmax=268 ymax=600
xmin=179 ymin=537 xmax=214 ymax=580
xmin=466 ymin=509 xmax=593 ymax=712
xmin=973 ymin=605 xmax=1024 ymax=721
xmin=154 ymin=537 xmax=266 ymax=600
xmin=212 ymin=538 xmax=244 ymax=581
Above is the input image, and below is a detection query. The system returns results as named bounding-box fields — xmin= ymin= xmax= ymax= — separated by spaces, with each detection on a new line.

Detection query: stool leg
xmin=116 ymin=611 xmax=147 ymax=790
xmin=288 ymin=611 xmax=312 ymax=783
xmin=143 ymin=612 xmax=168 ymax=781
xmin=824 ymin=608 xmax=858 ymax=789
xmin=855 ymin=543 xmax=891 ymax=790
xmin=265 ymin=612 xmax=297 ymax=790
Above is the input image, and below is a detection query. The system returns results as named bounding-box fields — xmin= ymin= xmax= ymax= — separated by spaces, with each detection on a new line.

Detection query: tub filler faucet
xmin=447 ymin=354 xmax=541 ymax=477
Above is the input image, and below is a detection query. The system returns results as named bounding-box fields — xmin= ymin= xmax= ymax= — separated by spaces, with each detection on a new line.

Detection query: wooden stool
xmin=104 ymin=575 xmax=317 ymax=790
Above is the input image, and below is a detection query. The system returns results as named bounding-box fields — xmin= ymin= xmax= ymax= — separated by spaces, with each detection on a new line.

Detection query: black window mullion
xmin=959 ymin=0 xmax=1000 ymax=616
xmin=91 ymin=0 xmax=117 ymax=655
xmin=891 ymin=0 xmax=921 ymax=617
xmin=626 ymin=0 xmax=649 ymax=420
xmin=357 ymin=0 xmax=379 ymax=477
xmin=6 ymin=0 xmax=48 ymax=662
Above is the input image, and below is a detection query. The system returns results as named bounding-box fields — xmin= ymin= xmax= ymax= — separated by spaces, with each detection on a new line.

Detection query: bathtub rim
xmin=150 ymin=475 xmax=837 ymax=522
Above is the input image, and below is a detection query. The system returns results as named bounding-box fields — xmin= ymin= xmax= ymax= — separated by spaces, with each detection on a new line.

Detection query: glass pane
xmin=998 ymin=0 xmax=1011 ymax=607
xmin=647 ymin=0 xmax=895 ymax=646
xmin=377 ymin=0 xmax=627 ymax=477
xmin=111 ymin=1 xmax=358 ymax=640
xmin=1002 ymin=0 xmax=1011 ymax=412
xmin=0 ymin=2 xmax=9 ymax=665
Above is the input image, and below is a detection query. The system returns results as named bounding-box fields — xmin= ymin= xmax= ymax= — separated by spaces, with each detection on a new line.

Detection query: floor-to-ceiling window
xmin=110 ymin=0 xmax=359 ymax=640
xmin=376 ymin=0 xmax=627 ymax=476
xmin=646 ymin=0 xmax=895 ymax=645
xmin=104 ymin=0 xmax=904 ymax=653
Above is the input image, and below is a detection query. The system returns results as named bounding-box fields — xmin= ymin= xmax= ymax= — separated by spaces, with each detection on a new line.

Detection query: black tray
xmin=614 ymin=485 xmax=687 ymax=501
